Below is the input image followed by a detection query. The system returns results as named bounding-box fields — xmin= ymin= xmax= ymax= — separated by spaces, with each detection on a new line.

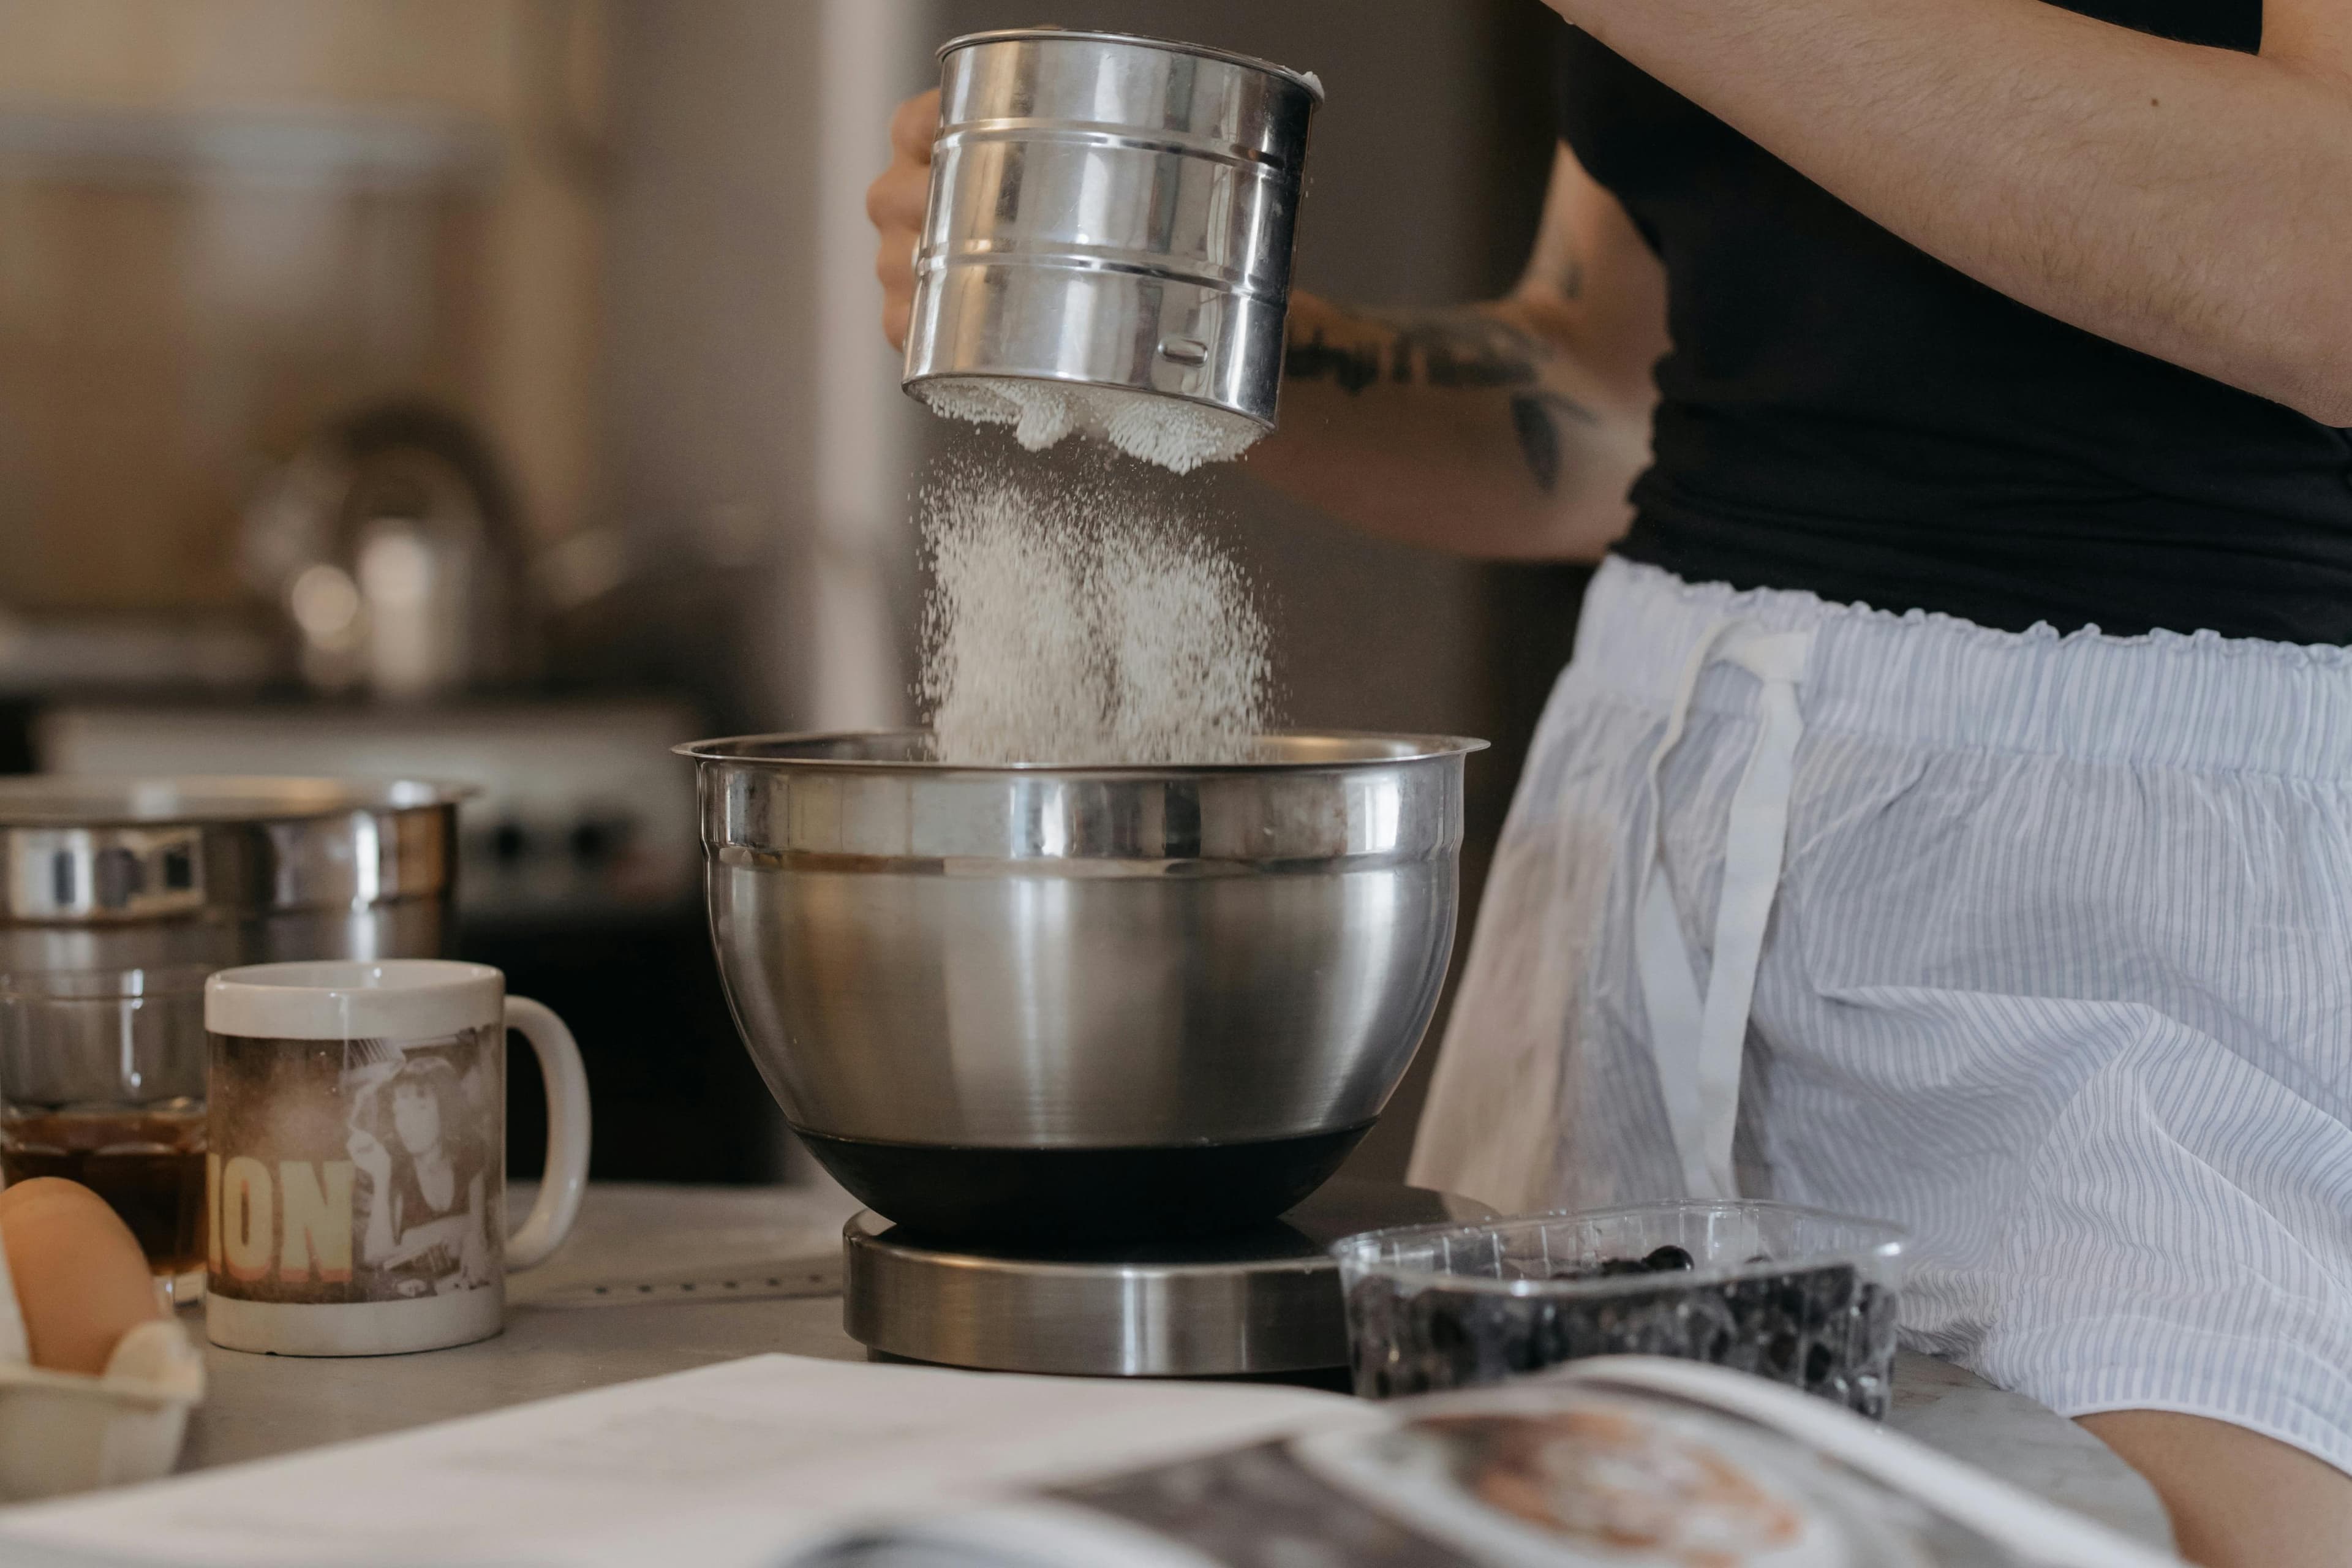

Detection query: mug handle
xmin=502 ymin=995 xmax=592 ymax=1270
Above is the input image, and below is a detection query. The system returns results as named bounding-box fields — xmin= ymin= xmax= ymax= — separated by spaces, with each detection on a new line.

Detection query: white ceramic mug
xmin=201 ymin=960 xmax=590 ymax=1356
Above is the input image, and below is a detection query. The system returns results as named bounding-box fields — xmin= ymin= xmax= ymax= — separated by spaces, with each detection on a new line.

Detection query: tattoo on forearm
xmin=1286 ymin=332 xmax=1383 ymax=394
xmin=1287 ymin=306 xmax=1599 ymax=493
xmin=1385 ymin=312 xmax=1544 ymax=390
xmin=1511 ymin=393 xmax=1596 ymax=495
xmin=1288 ymin=307 xmax=1551 ymax=393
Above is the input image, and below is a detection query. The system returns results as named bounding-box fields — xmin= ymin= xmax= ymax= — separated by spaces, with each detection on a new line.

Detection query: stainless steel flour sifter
xmin=902 ymin=28 xmax=1323 ymax=439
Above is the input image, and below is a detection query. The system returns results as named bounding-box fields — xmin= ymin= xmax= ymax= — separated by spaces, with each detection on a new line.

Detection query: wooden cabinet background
xmin=0 ymin=0 xmax=605 ymax=612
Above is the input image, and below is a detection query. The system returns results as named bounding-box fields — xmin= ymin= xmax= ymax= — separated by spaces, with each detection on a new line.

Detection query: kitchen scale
xmin=841 ymin=1181 xmax=1491 ymax=1382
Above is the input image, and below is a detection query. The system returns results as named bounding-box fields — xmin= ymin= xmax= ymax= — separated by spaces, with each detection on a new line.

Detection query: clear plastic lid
xmin=1335 ymin=1201 xmax=1906 ymax=1297
xmin=1334 ymin=1201 xmax=1908 ymax=1414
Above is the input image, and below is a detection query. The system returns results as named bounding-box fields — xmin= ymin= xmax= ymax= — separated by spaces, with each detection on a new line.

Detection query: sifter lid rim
xmin=937 ymin=28 xmax=1325 ymax=103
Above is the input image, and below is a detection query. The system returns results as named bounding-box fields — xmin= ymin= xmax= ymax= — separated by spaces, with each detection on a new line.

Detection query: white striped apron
xmin=1410 ymin=556 xmax=2352 ymax=1477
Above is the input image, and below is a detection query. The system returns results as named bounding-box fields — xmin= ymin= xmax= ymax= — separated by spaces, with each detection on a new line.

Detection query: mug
xmin=200 ymin=960 xmax=591 ymax=1356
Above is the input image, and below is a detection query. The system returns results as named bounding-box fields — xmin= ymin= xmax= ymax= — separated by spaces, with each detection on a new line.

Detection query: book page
xmin=0 ymin=1354 xmax=1368 ymax=1568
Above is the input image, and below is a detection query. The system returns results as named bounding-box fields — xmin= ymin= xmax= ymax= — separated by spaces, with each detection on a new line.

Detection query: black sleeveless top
xmin=1559 ymin=3 xmax=2352 ymax=641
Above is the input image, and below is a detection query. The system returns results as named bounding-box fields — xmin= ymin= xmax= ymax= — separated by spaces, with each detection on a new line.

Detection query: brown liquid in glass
xmin=1 ymin=1107 xmax=208 ymax=1276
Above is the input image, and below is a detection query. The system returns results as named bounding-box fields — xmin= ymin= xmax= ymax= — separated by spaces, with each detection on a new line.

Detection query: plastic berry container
xmin=1332 ymin=1201 xmax=1905 ymax=1416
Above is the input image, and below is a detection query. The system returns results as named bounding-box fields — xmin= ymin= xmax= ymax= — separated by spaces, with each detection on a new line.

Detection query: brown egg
xmin=0 ymin=1177 xmax=164 ymax=1376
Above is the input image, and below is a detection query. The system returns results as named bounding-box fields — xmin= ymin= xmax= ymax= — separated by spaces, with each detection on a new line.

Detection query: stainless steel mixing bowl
xmin=903 ymin=29 xmax=1322 ymax=432
xmin=682 ymin=732 xmax=1483 ymax=1240
xmin=0 ymin=775 xmax=469 ymax=976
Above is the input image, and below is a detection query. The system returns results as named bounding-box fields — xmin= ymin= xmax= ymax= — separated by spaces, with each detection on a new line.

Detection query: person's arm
xmin=2080 ymin=1412 xmax=2352 ymax=1568
xmin=1244 ymin=145 xmax=1668 ymax=561
xmin=872 ymin=93 xmax=1670 ymax=562
xmin=1547 ymin=0 xmax=2352 ymax=424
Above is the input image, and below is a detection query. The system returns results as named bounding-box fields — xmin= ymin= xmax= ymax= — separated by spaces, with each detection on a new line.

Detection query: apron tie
xmin=1635 ymin=622 xmax=1814 ymax=1202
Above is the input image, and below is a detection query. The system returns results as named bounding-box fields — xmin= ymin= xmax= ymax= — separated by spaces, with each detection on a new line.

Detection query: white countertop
xmin=179 ymin=1182 xmax=2174 ymax=1553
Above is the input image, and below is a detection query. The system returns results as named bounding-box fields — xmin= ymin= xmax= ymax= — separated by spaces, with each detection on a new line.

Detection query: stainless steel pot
xmin=902 ymin=28 xmax=1322 ymax=434
xmin=0 ymin=777 xmax=470 ymax=976
xmin=683 ymin=731 xmax=1483 ymax=1240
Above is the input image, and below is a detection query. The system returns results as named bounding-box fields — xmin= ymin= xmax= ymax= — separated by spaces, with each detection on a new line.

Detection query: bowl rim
xmin=1330 ymin=1199 xmax=1909 ymax=1298
xmin=0 ymin=774 xmax=476 ymax=827
xmin=0 ymin=963 xmax=218 ymax=1000
xmin=673 ymin=729 xmax=1489 ymax=774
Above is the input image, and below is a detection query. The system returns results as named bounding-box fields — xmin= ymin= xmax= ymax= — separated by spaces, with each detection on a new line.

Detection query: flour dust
xmin=917 ymin=464 xmax=1275 ymax=766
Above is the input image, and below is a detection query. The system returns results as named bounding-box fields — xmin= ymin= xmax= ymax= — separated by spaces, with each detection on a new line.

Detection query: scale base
xmin=842 ymin=1180 xmax=1491 ymax=1380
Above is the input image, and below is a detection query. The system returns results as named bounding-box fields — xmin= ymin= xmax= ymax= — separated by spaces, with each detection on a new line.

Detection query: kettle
xmin=240 ymin=404 xmax=526 ymax=700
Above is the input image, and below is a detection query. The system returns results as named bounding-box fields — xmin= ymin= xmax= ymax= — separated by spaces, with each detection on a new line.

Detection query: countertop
xmin=182 ymin=1182 xmax=2174 ymax=1554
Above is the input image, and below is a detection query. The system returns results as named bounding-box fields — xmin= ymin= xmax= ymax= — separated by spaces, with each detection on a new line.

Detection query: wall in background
xmin=599 ymin=0 xmax=933 ymax=734
xmin=0 ymin=0 xmax=608 ymax=614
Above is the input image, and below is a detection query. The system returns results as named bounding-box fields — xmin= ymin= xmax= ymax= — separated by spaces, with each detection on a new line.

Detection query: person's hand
xmin=866 ymin=88 xmax=940 ymax=351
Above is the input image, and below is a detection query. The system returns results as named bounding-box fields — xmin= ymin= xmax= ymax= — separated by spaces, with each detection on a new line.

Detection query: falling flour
xmin=913 ymin=377 xmax=1265 ymax=475
xmin=918 ymin=469 xmax=1273 ymax=766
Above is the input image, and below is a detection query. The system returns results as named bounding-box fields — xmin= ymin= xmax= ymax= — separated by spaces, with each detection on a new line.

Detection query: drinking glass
xmin=0 ymin=965 xmax=213 ymax=1303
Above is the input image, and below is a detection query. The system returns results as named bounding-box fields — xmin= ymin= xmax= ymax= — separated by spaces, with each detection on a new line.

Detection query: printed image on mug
xmin=208 ymin=1026 xmax=503 ymax=1306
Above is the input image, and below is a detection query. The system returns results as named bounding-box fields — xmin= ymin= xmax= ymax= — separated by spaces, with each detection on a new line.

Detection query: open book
xmin=0 ymin=1354 xmax=2171 ymax=1568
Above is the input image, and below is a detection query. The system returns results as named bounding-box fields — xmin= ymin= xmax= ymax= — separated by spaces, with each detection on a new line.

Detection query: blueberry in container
xmin=1332 ymin=1201 xmax=1905 ymax=1417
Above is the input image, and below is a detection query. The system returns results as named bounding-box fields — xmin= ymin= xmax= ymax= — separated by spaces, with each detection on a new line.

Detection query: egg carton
xmin=0 ymin=1242 xmax=206 ymax=1501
